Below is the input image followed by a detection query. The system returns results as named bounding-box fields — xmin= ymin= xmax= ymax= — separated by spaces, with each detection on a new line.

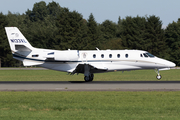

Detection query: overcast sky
xmin=1 ymin=0 xmax=180 ymax=27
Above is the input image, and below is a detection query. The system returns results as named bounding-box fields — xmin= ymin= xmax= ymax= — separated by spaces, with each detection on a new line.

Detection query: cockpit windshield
xmin=145 ymin=52 xmax=155 ymax=58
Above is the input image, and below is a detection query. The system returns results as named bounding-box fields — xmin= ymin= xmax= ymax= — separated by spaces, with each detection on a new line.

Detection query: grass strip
xmin=0 ymin=91 xmax=180 ymax=120
xmin=0 ymin=69 xmax=179 ymax=81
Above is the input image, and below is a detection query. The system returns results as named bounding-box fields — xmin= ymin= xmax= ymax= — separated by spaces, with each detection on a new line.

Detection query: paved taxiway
xmin=0 ymin=81 xmax=180 ymax=91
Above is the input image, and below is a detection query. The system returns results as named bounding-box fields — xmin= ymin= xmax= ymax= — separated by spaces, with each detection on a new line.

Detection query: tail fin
xmin=5 ymin=27 xmax=43 ymax=66
xmin=5 ymin=27 xmax=34 ymax=53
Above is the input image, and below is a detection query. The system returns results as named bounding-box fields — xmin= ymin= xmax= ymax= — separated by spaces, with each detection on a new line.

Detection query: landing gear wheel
xmin=84 ymin=76 xmax=90 ymax=82
xmin=90 ymin=74 xmax=94 ymax=81
xmin=156 ymin=75 xmax=162 ymax=80
xmin=84 ymin=74 xmax=94 ymax=82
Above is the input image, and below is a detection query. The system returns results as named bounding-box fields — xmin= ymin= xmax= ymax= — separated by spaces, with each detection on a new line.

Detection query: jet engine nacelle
xmin=54 ymin=50 xmax=79 ymax=61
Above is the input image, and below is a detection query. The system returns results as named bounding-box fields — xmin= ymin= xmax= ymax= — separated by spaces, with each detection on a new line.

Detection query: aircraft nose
xmin=167 ymin=61 xmax=176 ymax=68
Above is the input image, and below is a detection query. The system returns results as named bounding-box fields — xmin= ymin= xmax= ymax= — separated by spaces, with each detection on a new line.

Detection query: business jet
xmin=5 ymin=27 xmax=176 ymax=81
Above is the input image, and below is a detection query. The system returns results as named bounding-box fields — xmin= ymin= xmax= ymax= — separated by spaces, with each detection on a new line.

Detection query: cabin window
xmin=101 ymin=54 xmax=104 ymax=58
xmin=93 ymin=54 xmax=96 ymax=58
xmin=125 ymin=54 xmax=128 ymax=58
xmin=32 ymin=54 xmax=39 ymax=57
xmin=117 ymin=54 xmax=120 ymax=58
xmin=109 ymin=54 xmax=112 ymax=58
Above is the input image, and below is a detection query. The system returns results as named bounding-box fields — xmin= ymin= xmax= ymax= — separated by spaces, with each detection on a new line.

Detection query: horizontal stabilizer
xmin=15 ymin=45 xmax=32 ymax=51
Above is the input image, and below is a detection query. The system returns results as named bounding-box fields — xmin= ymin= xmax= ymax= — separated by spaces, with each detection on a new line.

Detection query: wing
xmin=71 ymin=63 xmax=108 ymax=75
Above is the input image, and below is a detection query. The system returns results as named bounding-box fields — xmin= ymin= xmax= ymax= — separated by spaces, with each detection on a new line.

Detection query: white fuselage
xmin=14 ymin=48 xmax=175 ymax=73
xmin=5 ymin=27 xmax=176 ymax=81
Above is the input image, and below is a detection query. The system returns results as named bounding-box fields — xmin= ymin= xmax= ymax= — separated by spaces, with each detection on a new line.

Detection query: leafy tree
xmin=0 ymin=13 xmax=18 ymax=67
xmin=55 ymin=8 xmax=86 ymax=50
xmin=165 ymin=20 xmax=180 ymax=66
xmin=26 ymin=1 xmax=47 ymax=22
xmin=145 ymin=15 xmax=167 ymax=58
xmin=121 ymin=16 xmax=147 ymax=50
xmin=120 ymin=15 xmax=167 ymax=58
xmin=116 ymin=16 xmax=122 ymax=38
xmin=101 ymin=38 xmax=123 ymax=50
xmin=98 ymin=19 xmax=123 ymax=50
xmin=47 ymin=1 xmax=62 ymax=17
xmin=100 ymin=20 xmax=117 ymax=40
xmin=75 ymin=19 xmax=89 ymax=50
xmin=6 ymin=12 xmax=26 ymax=28
xmin=23 ymin=1 xmax=61 ymax=49
xmin=86 ymin=13 xmax=100 ymax=49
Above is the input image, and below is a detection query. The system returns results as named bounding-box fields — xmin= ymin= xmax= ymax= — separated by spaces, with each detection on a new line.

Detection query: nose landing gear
xmin=155 ymin=69 xmax=162 ymax=80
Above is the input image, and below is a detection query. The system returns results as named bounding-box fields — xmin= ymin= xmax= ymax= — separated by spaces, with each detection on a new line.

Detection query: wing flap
xmin=70 ymin=63 xmax=108 ymax=74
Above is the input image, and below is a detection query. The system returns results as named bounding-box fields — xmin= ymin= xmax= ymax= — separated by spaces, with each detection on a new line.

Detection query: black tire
xmin=84 ymin=74 xmax=94 ymax=82
xmin=84 ymin=76 xmax=90 ymax=82
xmin=90 ymin=74 xmax=94 ymax=81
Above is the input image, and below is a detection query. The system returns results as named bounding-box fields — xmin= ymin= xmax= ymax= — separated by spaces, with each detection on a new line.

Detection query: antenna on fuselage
xmin=96 ymin=47 xmax=100 ymax=51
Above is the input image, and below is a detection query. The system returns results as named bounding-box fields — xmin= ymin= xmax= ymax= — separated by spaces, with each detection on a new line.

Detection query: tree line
xmin=0 ymin=1 xmax=180 ymax=67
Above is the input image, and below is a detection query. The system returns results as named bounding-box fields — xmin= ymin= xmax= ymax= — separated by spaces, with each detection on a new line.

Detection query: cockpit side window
xmin=146 ymin=53 xmax=155 ymax=58
xmin=143 ymin=53 xmax=148 ymax=57
xmin=143 ymin=53 xmax=155 ymax=58
xmin=140 ymin=54 xmax=143 ymax=57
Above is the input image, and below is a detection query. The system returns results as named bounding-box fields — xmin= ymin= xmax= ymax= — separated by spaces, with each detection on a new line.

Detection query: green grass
xmin=0 ymin=91 xmax=180 ymax=120
xmin=0 ymin=69 xmax=179 ymax=81
xmin=0 ymin=69 xmax=180 ymax=119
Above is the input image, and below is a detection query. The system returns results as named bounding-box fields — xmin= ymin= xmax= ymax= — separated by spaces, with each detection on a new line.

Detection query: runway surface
xmin=0 ymin=81 xmax=180 ymax=91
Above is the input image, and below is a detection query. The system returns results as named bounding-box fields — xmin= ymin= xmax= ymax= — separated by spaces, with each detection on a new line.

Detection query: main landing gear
xmin=84 ymin=64 xmax=94 ymax=82
xmin=155 ymin=69 xmax=162 ymax=80
xmin=84 ymin=74 xmax=94 ymax=82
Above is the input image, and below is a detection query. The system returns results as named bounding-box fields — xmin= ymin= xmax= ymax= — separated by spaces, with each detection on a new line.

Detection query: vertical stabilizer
xmin=5 ymin=27 xmax=33 ymax=53
xmin=5 ymin=27 xmax=43 ymax=66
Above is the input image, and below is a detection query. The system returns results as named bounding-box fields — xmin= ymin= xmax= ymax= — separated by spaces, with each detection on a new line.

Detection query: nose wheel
xmin=155 ymin=69 xmax=162 ymax=80
xmin=156 ymin=74 xmax=162 ymax=80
